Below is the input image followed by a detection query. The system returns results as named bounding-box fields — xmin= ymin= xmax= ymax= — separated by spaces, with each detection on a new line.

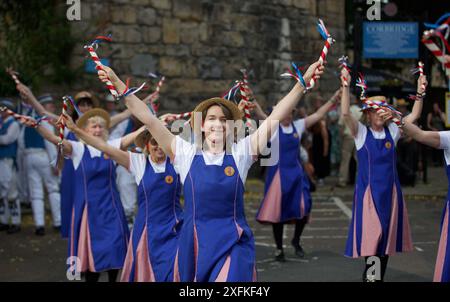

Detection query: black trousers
xmin=272 ymin=217 xmax=308 ymax=250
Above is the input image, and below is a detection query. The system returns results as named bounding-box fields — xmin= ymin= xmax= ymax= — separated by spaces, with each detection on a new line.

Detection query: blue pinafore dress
xmin=433 ymin=162 xmax=450 ymax=282
xmin=121 ymin=158 xmax=183 ymax=282
xmin=256 ymin=124 xmax=311 ymax=223
xmin=174 ymin=153 xmax=256 ymax=282
xmin=60 ymin=131 xmax=77 ymax=238
xmin=68 ymin=144 xmax=129 ymax=272
xmin=345 ymin=126 xmax=412 ymax=258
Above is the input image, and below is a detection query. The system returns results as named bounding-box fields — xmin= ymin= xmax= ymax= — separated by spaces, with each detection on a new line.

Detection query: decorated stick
xmin=148 ymin=75 xmax=165 ymax=112
xmin=338 ymin=56 xmax=351 ymax=87
xmin=308 ymin=19 xmax=335 ymax=90
xmin=0 ymin=106 xmax=48 ymax=127
xmin=55 ymin=97 xmax=69 ymax=169
xmin=422 ymin=32 xmax=450 ymax=77
xmin=239 ymin=69 xmax=254 ymax=129
xmin=84 ymin=35 xmax=119 ymax=99
xmin=410 ymin=61 xmax=427 ymax=99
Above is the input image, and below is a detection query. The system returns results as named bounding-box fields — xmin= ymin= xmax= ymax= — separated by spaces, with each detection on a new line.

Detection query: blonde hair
xmin=85 ymin=116 xmax=109 ymax=141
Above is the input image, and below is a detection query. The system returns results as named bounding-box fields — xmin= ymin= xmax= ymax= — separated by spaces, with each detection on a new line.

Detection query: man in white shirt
xmin=0 ymin=99 xmax=21 ymax=234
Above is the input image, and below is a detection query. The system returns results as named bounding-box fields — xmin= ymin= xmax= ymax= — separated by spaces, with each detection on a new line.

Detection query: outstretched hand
xmin=60 ymin=114 xmax=77 ymax=131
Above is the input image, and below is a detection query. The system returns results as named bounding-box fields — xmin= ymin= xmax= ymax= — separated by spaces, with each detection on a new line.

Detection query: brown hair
xmin=201 ymin=102 xmax=234 ymax=124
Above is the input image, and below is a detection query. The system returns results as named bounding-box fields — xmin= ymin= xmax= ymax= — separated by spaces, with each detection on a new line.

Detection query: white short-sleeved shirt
xmin=128 ymin=152 xmax=167 ymax=185
xmin=439 ymin=131 xmax=450 ymax=165
xmin=173 ymin=135 xmax=257 ymax=184
xmin=354 ymin=122 xmax=400 ymax=150
xmin=271 ymin=119 xmax=306 ymax=141
xmin=68 ymin=138 xmax=122 ymax=170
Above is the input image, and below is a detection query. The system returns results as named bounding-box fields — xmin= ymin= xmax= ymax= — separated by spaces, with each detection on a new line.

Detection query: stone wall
xmin=70 ymin=0 xmax=346 ymax=112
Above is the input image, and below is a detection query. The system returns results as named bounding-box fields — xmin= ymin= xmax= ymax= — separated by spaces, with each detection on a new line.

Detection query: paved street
xmin=0 ymin=167 xmax=447 ymax=282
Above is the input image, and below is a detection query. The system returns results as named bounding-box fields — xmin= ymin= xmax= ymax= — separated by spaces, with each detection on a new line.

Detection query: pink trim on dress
xmin=434 ymin=204 xmax=449 ymax=282
xmin=173 ymin=249 xmax=180 ymax=282
xmin=134 ymin=226 xmax=155 ymax=282
xmin=253 ymin=265 xmax=257 ymax=281
xmin=360 ymin=186 xmax=383 ymax=256
xmin=193 ymin=225 xmax=199 ymax=282
xmin=352 ymin=186 xmax=359 ymax=258
xmin=120 ymin=233 xmax=135 ymax=282
xmin=300 ymin=192 xmax=305 ymax=219
xmin=215 ymin=255 xmax=231 ymax=282
xmin=402 ymin=198 xmax=413 ymax=252
xmin=385 ymin=185 xmax=399 ymax=255
xmin=257 ymin=169 xmax=282 ymax=223
xmin=77 ymin=205 xmax=96 ymax=272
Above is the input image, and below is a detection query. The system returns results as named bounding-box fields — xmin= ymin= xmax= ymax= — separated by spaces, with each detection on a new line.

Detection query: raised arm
xmin=15 ymin=83 xmax=59 ymax=122
xmin=340 ymin=68 xmax=358 ymax=137
xmin=63 ymin=114 xmax=130 ymax=168
xmin=110 ymin=109 xmax=132 ymax=128
xmin=305 ymin=88 xmax=340 ymax=128
xmin=120 ymin=126 xmax=146 ymax=150
xmin=402 ymin=121 xmax=440 ymax=149
xmin=21 ymin=117 xmax=73 ymax=156
xmin=403 ymin=74 xmax=427 ymax=124
xmin=97 ymin=66 xmax=175 ymax=160
xmin=250 ymin=61 xmax=324 ymax=155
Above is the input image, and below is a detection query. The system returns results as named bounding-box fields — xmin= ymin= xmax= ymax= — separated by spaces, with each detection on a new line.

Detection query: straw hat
xmin=190 ymin=97 xmax=243 ymax=127
xmin=396 ymin=98 xmax=408 ymax=107
xmin=76 ymin=108 xmax=110 ymax=129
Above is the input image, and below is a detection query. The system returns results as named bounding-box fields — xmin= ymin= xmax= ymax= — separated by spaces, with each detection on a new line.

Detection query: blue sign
xmin=84 ymin=58 xmax=110 ymax=74
xmin=363 ymin=22 xmax=418 ymax=59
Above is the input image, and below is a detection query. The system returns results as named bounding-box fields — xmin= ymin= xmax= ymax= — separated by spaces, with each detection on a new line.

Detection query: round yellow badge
xmin=385 ymin=142 xmax=392 ymax=149
xmin=224 ymin=166 xmax=235 ymax=177
xmin=293 ymin=133 xmax=299 ymax=138
xmin=103 ymin=154 xmax=110 ymax=159
xmin=165 ymin=175 xmax=174 ymax=184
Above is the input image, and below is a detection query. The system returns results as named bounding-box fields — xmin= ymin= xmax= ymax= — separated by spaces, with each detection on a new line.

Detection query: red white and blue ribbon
xmin=281 ymin=62 xmax=308 ymax=90
xmin=84 ymin=34 xmax=120 ymax=99
xmin=357 ymin=73 xmax=402 ymax=126
xmin=222 ymin=81 xmax=241 ymax=102
xmin=118 ymin=78 xmax=147 ymax=101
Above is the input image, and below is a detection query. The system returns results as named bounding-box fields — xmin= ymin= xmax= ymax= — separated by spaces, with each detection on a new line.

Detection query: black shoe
xmin=7 ymin=225 xmax=21 ymax=234
xmin=274 ymin=249 xmax=285 ymax=262
xmin=291 ymin=239 xmax=305 ymax=258
xmin=53 ymin=226 xmax=61 ymax=232
xmin=35 ymin=227 xmax=45 ymax=236
xmin=0 ymin=223 xmax=9 ymax=231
